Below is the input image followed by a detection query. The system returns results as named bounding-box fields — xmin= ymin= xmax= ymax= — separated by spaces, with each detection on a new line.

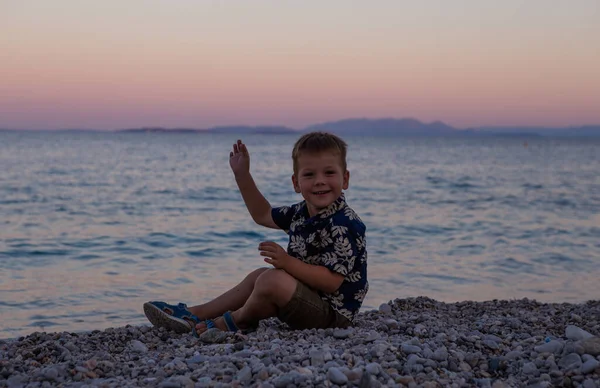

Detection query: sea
xmin=1 ymin=131 xmax=599 ymax=338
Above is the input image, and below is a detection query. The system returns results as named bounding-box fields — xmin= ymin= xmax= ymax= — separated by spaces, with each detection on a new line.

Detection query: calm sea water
xmin=1 ymin=131 xmax=599 ymax=338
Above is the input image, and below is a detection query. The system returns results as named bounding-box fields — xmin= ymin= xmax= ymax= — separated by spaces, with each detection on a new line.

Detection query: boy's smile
xmin=292 ymin=151 xmax=349 ymax=217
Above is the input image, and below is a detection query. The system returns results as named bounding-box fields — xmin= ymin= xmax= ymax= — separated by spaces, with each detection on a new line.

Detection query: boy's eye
xmin=303 ymin=172 xmax=313 ymax=177
xmin=326 ymin=171 xmax=336 ymax=175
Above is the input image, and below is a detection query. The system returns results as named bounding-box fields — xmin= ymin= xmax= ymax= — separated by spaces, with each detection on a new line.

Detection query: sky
xmin=1 ymin=0 xmax=599 ymax=130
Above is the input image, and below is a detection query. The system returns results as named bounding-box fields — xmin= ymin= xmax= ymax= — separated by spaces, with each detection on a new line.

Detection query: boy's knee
xmin=255 ymin=269 xmax=297 ymax=301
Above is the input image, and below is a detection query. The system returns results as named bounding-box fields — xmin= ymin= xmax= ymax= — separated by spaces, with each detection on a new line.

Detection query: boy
xmin=144 ymin=132 xmax=368 ymax=334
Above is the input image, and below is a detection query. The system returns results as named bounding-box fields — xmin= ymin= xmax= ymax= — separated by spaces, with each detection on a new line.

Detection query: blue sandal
xmin=143 ymin=301 xmax=204 ymax=335
xmin=202 ymin=311 xmax=255 ymax=334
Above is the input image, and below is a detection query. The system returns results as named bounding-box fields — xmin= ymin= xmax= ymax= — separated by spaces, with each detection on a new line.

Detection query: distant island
xmin=3 ymin=119 xmax=600 ymax=137
xmin=115 ymin=119 xmax=600 ymax=137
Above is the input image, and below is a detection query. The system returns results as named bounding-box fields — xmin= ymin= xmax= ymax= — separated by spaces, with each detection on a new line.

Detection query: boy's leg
xmin=187 ymin=267 xmax=269 ymax=320
xmin=196 ymin=268 xmax=297 ymax=332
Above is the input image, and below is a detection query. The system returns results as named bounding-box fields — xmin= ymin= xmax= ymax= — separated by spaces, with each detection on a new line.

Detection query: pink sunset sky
xmin=1 ymin=0 xmax=599 ymax=130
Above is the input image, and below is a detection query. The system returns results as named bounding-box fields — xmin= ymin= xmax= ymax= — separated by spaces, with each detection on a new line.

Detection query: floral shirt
xmin=271 ymin=194 xmax=368 ymax=321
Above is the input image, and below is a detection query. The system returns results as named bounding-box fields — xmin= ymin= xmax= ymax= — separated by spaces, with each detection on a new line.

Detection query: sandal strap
xmin=222 ymin=311 xmax=239 ymax=332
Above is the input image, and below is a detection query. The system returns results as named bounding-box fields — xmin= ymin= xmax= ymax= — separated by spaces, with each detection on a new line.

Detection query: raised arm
xmin=230 ymin=140 xmax=279 ymax=229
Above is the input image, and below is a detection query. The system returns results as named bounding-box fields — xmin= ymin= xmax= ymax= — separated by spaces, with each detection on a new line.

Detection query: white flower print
xmin=290 ymin=217 xmax=305 ymax=233
xmin=334 ymin=236 xmax=353 ymax=258
xmin=319 ymin=205 xmax=337 ymax=218
xmin=354 ymin=287 xmax=368 ymax=302
xmin=333 ymin=263 xmax=349 ymax=276
xmin=289 ymin=235 xmax=306 ymax=258
xmin=306 ymin=232 xmax=316 ymax=245
xmin=347 ymin=270 xmax=362 ymax=283
xmin=338 ymin=308 xmax=353 ymax=320
xmin=344 ymin=207 xmax=358 ymax=220
xmin=318 ymin=228 xmax=333 ymax=248
xmin=331 ymin=225 xmax=348 ymax=238
xmin=355 ymin=235 xmax=366 ymax=251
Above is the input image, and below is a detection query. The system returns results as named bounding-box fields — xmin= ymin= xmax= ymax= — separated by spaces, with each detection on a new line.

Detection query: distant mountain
xmin=118 ymin=125 xmax=296 ymax=134
xmin=468 ymin=125 xmax=600 ymax=137
xmin=119 ymin=127 xmax=204 ymax=133
xmin=304 ymin=118 xmax=457 ymax=136
xmin=207 ymin=126 xmax=295 ymax=134
xmin=24 ymin=120 xmax=599 ymax=137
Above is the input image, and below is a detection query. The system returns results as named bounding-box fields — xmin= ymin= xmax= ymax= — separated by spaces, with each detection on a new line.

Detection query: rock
xmin=366 ymin=362 xmax=380 ymax=375
xmin=379 ymin=303 xmax=392 ymax=314
xmin=401 ymin=344 xmax=422 ymax=354
xmin=522 ymin=362 xmax=538 ymax=375
xmin=534 ymin=340 xmax=563 ymax=354
xmin=358 ymin=371 xmax=372 ymax=388
xmin=565 ymin=325 xmax=594 ymax=341
xmin=236 ymin=366 xmax=252 ymax=383
xmin=433 ymin=347 xmax=448 ymax=361
xmin=364 ymin=331 xmax=381 ymax=342
xmin=309 ymin=349 xmax=325 ymax=366
xmin=333 ymin=328 xmax=353 ymax=339
xmin=579 ymin=337 xmax=600 ymax=356
xmin=327 ymin=367 xmax=348 ymax=385
xmin=557 ymin=353 xmax=582 ymax=370
xmin=198 ymin=328 xmax=227 ymax=344
xmin=581 ymin=358 xmax=599 ymax=374
xmin=129 ymin=340 xmax=148 ymax=353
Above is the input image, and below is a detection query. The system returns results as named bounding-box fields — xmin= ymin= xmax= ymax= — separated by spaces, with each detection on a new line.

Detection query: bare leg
xmin=187 ymin=267 xmax=269 ymax=320
xmin=196 ymin=268 xmax=298 ymax=332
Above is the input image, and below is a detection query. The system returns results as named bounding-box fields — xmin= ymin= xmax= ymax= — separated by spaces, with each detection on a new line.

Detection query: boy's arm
xmin=234 ymin=172 xmax=279 ymax=229
xmin=285 ymin=258 xmax=344 ymax=294
xmin=259 ymin=241 xmax=344 ymax=293
xmin=229 ymin=139 xmax=279 ymax=229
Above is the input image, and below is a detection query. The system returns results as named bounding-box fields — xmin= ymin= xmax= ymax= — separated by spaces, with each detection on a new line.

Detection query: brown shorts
xmin=278 ymin=281 xmax=351 ymax=330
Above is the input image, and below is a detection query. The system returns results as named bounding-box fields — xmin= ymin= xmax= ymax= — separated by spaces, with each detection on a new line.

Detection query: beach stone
xmin=364 ymin=331 xmax=381 ymax=342
xmin=579 ymin=337 xmax=600 ymax=356
xmin=379 ymin=303 xmax=392 ymax=314
xmin=195 ymin=376 xmax=212 ymax=387
xmin=327 ymin=367 xmax=348 ymax=385
xmin=366 ymin=362 xmax=380 ymax=375
xmin=534 ymin=340 xmax=563 ymax=354
xmin=358 ymin=371 xmax=372 ymax=388
xmin=565 ymin=325 xmax=594 ymax=341
xmin=198 ymin=328 xmax=227 ymax=344
xmin=558 ymin=353 xmax=582 ymax=370
xmin=129 ymin=340 xmax=148 ymax=353
xmin=333 ymin=328 xmax=353 ymax=339
xmin=236 ymin=366 xmax=252 ymax=383
xmin=582 ymin=379 xmax=598 ymax=388
xmin=522 ymin=362 xmax=538 ymax=375
xmin=309 ymin=349 xmax=325 ymax=366
xmin=401 ymin=344 xmax=422 ymax=354
xmin=581 ymin=358 xmax=599 ymax=374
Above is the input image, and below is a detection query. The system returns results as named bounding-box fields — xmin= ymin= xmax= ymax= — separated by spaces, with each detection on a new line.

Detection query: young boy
xmin=143 ymin=132 xmax=368 ymax=334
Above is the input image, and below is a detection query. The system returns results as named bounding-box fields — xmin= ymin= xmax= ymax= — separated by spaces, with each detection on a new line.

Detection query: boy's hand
xmin=259 ymin=241 xmax=292 ymax=270
xmin=229 ymin=139 xmax=250 ymax=177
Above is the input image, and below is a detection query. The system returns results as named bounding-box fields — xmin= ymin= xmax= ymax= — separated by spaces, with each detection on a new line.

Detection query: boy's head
xmin=291 ymin=132 xmax=350 ymax=216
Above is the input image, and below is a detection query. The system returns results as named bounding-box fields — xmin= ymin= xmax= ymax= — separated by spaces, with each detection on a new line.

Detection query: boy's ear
xmin=291 ymin=174 xmax=301 ymax=193
xmin=343 ymin=170 xmax=350 ymax=190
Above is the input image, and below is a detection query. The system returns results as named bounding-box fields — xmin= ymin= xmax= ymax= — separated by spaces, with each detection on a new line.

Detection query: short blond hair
xmin=292 ymin=132 xmax=347 ymax=175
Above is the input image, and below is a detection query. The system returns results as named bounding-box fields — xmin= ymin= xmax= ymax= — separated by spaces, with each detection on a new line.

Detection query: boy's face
xmin=292 ymin=151 xmax=349 ymax=217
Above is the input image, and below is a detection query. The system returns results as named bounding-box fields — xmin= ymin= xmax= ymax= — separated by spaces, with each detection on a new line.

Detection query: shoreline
xmin=1 ymin=297 xmax=599 ymax=387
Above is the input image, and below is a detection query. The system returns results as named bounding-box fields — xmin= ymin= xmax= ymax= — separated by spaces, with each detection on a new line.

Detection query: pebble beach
xmin=1 ymin=297 xmax=599 ymax=387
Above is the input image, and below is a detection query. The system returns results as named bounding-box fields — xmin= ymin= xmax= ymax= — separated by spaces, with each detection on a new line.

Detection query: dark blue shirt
xmin=271 ymin=194 xmax=368 ymax=321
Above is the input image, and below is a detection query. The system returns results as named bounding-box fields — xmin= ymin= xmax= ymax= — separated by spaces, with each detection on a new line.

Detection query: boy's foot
xmin=143 ymin=301 xmax=200 ymax=334
xmin=196 ymin=311 xmax=254 ymax=335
